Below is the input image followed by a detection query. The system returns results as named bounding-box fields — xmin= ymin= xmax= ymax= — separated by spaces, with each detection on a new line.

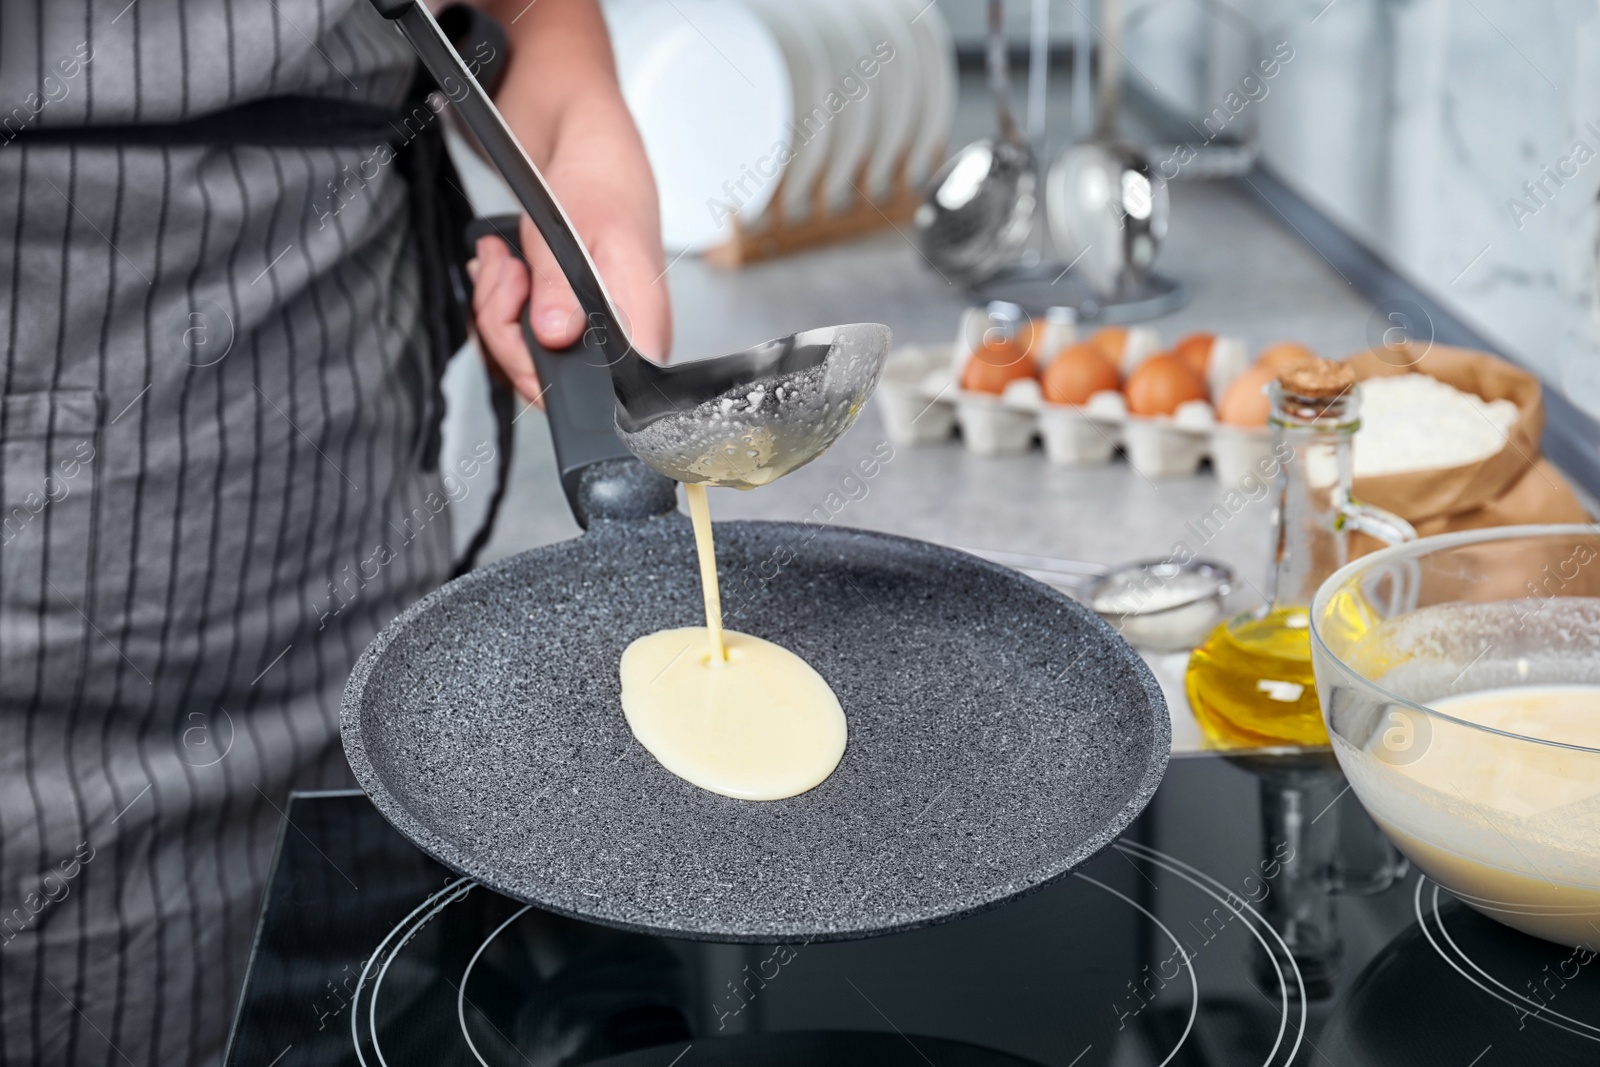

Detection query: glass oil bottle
xmin=1186 ymin=361 xmax=1415 ymax=746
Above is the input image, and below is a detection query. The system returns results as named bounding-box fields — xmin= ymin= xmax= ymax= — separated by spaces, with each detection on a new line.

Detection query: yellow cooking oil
xmin=1185 ymin=607 xmax=1328 ymax=747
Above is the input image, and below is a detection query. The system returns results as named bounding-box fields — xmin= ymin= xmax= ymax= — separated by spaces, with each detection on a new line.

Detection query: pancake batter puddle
xmin=618 ymin=483 xmax=846 ymax=800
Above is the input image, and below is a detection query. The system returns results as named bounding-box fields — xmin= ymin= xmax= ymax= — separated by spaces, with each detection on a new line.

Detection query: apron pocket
xmin=0 ymin=389 xmax=102 ymax=682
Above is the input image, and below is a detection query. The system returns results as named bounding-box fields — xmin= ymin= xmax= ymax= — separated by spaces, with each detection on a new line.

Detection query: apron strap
xmin=1 ymin=96 xmax=400 ymax=147
xmin=428 ymin=4 xmax=515 ymax=576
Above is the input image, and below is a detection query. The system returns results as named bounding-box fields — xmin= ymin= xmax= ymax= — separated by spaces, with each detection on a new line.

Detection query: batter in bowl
xmin=618 ymin=483 xmax=847 ymax=800
xmin=1349 ymin=684 xmax=1600 ymax=949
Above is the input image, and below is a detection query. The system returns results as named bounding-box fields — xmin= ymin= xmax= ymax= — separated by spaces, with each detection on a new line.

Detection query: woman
xmin=0 ymin=1 xmax=668 ymax=1063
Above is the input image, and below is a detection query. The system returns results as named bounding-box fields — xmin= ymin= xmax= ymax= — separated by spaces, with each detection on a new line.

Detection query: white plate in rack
xmin=801 ymin=0 xmax=881 ymax=215
xmin=741 ymin=0 xmax=835 ymax=224
xmin=892 ymin=0 xmax=957 ymax=190
xmin=605 ymin=0 xmax=791 ymax=251
xmin=853 ymin=0 xmax=920 ymax=203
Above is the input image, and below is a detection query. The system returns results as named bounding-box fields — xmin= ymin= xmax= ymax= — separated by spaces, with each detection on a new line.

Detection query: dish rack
xmin=705 ymin=161 xmax=927 ymax=268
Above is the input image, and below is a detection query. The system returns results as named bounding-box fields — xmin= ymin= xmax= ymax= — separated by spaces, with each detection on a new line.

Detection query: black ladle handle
xmin=375 ymin=0 xmax=635 ymax=370
xmin=466 ymin=218 xmax=675 ymax=527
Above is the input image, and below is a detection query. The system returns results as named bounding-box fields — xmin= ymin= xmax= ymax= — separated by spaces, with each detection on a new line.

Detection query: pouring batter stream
xmin=618 ymin=484 xmax=847 ymax=800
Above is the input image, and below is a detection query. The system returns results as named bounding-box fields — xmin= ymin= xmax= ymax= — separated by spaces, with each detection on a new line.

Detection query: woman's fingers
xmin=472 ymin=234 xmax=541 ymax=404
xmin=591 ymin=233 xmax=672 ymax=363
xmin=468 ymin=208 xmax=673 ymax=409
xmin=521 ymin=214 xmax=586 ymax=352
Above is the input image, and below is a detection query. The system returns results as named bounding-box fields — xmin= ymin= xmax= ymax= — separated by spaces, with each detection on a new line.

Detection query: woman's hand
xmin=468 ymin=0 xmax=671 ymax=406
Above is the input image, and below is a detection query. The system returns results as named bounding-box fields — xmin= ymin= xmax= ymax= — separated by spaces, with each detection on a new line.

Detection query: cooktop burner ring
xmin=459 ymin=903 xmax=535 ymax=1066
xmin=1414 ymin=878 xmax=1600 ymax=1043
xmin=351 ymin=876 xmax=476 ymax=1067
xmin=1114 ymin=840 xmax=1306 ymax=1067
xmin=340 ymin=838 xmax=1309 ymax=1067
xmin=1073 ymin=869 xmax=1199 ymax=1061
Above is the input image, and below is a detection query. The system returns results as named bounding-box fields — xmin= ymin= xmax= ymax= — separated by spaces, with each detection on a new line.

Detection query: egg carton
xmin=876 ymin=309 xmax=1278 ymax=483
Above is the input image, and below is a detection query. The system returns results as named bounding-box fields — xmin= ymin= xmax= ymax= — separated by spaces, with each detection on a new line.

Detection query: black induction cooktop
xmin=224 ymin=754 xmax=1600 ymax=1067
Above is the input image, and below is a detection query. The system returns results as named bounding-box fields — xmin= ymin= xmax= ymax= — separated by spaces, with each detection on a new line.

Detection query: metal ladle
xmin=1044 ymin=0 xmax=1169 ymax=299
xmin=374 ymin=0 xmax=891 ymax=493
xmin=915 ymin=0 xmax=1037 ymax=282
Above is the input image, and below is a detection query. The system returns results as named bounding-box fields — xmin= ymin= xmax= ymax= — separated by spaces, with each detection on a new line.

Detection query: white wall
xmin=1123 ymin=0 xmax=1600 ymax=418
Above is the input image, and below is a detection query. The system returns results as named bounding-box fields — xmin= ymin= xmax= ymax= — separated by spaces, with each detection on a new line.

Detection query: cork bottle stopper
xmin=1278 ymin=358 xmax=1355 ymax=400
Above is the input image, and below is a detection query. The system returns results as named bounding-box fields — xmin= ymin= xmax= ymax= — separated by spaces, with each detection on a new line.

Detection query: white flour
xmin=1353 ymin=374 xmax=1519 ymax=476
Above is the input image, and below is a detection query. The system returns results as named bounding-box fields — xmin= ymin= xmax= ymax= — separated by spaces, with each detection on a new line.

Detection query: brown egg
xmin=961 ymin=337 xmax=1037 ymax=394
xmin=1217 ymin=363 xmax=1278 ymax=426
xmin=1088 ymin=326 xmax=1130 ymax=367
xmin=1124 ymin=353 xmax=1208 ymax=417
xmin=1172 ymin=333 xmax=1217 ymax=377
xmin=1256 ymin=342 xmax=1317 ymax=373
xmin=1012 ymin=318 xmax=1048 ymax=362
xmin=1042 ymin=343 xmax=1121 ymax=405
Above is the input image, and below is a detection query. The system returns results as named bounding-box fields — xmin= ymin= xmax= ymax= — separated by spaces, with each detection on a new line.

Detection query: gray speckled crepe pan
xmin=341 ymin=512 xmax=1169 ymax=943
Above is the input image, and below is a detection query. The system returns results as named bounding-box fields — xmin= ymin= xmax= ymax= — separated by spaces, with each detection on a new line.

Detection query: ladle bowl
xmin=612 ymin=322 xmax=890 ymax=489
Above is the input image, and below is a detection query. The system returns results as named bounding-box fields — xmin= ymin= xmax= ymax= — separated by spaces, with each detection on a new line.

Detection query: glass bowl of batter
xmin=1310 ymin=524 xmax=1600 ymax=950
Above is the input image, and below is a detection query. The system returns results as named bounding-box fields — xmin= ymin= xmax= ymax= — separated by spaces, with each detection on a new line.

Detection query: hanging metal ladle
xmin=1044 ymin=0 xmax=1169 ymax=299
xmin=915 ymin=0 xmax=1038 ymax=282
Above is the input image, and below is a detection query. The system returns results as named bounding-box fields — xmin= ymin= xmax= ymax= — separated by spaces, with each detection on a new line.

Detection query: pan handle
xmin=466 ymin=217 xmax=676 ymax=528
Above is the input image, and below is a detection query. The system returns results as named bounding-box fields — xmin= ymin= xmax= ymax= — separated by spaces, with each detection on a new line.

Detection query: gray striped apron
xmin=0 ymin=2 xmax=471 ymax=1063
